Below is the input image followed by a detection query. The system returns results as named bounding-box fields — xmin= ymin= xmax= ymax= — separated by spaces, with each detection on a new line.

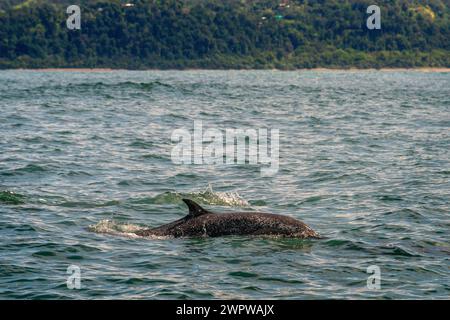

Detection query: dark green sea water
xmin=0 ymin=70 xmax=449 ymax=299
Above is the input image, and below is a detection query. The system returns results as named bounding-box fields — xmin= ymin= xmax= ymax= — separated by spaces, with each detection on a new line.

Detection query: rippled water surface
xmin=0 ymin=70 xmax=449 ymax=299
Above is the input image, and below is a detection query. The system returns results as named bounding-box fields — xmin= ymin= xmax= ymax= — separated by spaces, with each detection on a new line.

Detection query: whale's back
xmin=139 ymin=210 xmax=320 ymax=238
xmin=135 ymin=199 xmax=320 ymax=238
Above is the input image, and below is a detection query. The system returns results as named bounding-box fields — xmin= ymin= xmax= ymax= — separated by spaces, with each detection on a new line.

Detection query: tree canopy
xmin=0 ymin=0 xmax=449 ymax=69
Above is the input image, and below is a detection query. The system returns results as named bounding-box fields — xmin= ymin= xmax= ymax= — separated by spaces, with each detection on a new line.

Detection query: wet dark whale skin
xmin=135 ymin=199 xmax=320 ymax=239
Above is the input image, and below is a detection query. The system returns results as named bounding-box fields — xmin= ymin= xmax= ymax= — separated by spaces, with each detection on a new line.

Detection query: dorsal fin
xmin=182 ymin=199 xmax=211 ymax=218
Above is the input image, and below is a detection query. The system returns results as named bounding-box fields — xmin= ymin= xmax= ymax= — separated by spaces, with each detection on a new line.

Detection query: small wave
xmin=377 ymin=195 xmax=403 ymax=202
xmin=57 ymin=200 xmax=120 ymax=208
xmin=228 ymin=271 xmax=258 ymax=278
xmin=141 ymin=153 xmax=169 ymax=161
xmin=88 ymin=219 xmax=144 ymax=237
xmin=259 ymin=276 xmax=304 ymax=284
xmin=88 ymin=220 xmax=168 ymax=240
xmin=20 ymin=80 xmax=174 ymax=98
xmin=1 ymin=164 xmax=49 ymax=176
xmin=0 ymin=191 xmax=25 ymax=205
xmin=48 ymin=80 xmax=172 ymax=92
xmin=134 ymin=81 xmax=173 ymax=91
xmin=136 ymin=185 xmax=249 ymax=207
xmin=383 ymin=208 xmax=423 ymax=219
xmin=324 ymin=239 xmax=367 ymax=251
xmin=324 ymin=239 xmax=421 ymax=257
xmin=128 ymin=139 xmax=155 ymax=149
xmin=380 ymin=244 xmax=420 ymax=257
xmin=185 ymin=185 xmax=250 ymax=206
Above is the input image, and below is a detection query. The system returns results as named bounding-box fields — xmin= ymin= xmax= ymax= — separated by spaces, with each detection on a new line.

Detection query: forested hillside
xmin=0 ymin=0 xmax=449 ymax=69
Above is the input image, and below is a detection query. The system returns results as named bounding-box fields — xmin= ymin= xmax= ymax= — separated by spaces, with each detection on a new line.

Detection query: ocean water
xmin=0 ymin=70 xmax=449 ymax=299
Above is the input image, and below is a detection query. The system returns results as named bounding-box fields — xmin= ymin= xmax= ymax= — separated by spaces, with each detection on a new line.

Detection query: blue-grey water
xmin=0 ymin=70 xmax=449 ymax=299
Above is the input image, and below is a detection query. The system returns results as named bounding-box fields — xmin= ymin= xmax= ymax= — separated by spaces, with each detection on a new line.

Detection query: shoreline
xmin=5 ymin=67 xmax=450 ymax=72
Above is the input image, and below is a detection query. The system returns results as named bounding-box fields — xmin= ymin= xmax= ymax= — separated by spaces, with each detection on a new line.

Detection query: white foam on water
xmin=187 ymin=184 xmax=249 ymax=207
xmin=88 ymin=219 xmax=144 ymax=238
xmin=88 ymin=219 xmax=171 ymax=240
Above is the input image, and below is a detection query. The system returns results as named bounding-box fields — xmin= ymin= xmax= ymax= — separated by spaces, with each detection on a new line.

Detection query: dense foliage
xmin=0 ymin=0 xmax=449 ymax=69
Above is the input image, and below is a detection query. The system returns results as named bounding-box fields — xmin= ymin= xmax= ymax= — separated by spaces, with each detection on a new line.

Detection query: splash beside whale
xmin=134 ymin=199 xmax=320 ymax=239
